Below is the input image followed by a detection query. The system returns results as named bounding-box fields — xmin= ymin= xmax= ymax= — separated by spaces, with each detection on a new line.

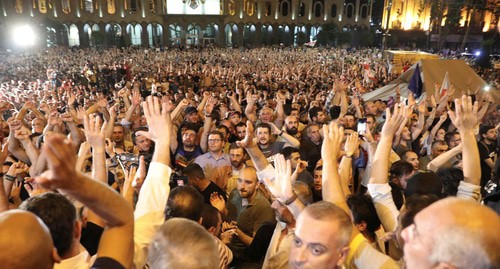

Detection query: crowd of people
xmin=0 ymin=46 xmax=499 ymax=269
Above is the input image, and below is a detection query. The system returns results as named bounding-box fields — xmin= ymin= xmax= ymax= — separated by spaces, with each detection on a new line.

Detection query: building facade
xmin=0 ymin=0 xmax=373 ymax=48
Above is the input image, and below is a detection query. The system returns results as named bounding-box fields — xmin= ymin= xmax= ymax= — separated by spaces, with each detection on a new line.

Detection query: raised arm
xmin=448 ymin=95 xmax=480 ymax=187
xmin=370 ymin=104 xmax=408 ymax=184
xmin=427 ymin=144 xmax=462 ymax=172
xmin=36 ymin=135 xmax=134 ymax=268
xmin=236 ymin=121 xmax=269 ymax=172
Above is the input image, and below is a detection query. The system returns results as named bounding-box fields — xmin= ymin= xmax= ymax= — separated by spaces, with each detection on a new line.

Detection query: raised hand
xmin=83 ymin=114 xmax=107 ymax=149
xmin=322 ymin=121 xmax=344 ymax=162
xmin=263 ymin=154 xmax=294 ymax=203
xmin=448 ymin=95 xmax=478 ymax=133
xmin=344 ymin=132 xmax=360 ymax=154
xmin=131 ymin=89 xmax=142 ymax=107
xmin=34 ymin=134 xmax=77 ymax=190
xmin=235 ymin=121 xmax=256 ymax=148
xmin=14 ymin=128 xmax=31 ymax=142
xmin=210 ymin=192 xmax=226 ymax=212
xmin=8 ymin=119 xmax=23 ymax=132
xmin=60 ymin=112 xmax=74 ymax=123
xmin=138 ymin=96 xmax=169 ymax=144
xmin=380 ymin=104 xmax=409 ymax=137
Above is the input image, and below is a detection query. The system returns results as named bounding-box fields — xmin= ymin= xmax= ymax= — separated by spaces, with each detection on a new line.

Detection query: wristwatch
xmin=344 ymin=151 xmax=353 ymax=158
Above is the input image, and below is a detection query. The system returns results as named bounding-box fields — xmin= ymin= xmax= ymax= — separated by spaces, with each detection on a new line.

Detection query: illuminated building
xmin=0 ymin=0 xmax=373 ymax=48
xmin=381 ymin=0 xmax=499 ymax=48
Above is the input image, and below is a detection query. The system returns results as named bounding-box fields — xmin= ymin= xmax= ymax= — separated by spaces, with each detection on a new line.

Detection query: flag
xmin=439 ymin=72 xmax=449 ymax=97
xmin=408 ymin=64 xmax=423 ymax=98
xmin=304 ymin=40 xmax=317 ymax=47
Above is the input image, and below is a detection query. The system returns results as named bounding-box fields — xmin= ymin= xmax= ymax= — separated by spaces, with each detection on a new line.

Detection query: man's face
xmin=216 ymin=128 xmax=228 ymax=142
xmin=431 ymin=144 xmax=448 ymax=158
xmin=364 ymin=102 xmax=376 ymax=115
xmin=344 ymin=115 xmax=355 ymax=129
xmin=313 ymin=170 xmax=322 ymax=191
xmin=289 ymin=152 xmax=301 ymax=169
xmin=135 ymin=134 xmax=152 ymax=152
xmin=285 ymin=116 xmax=299 ymax=135
xmin=208 ymin=134 xmax=224 ymax=153
xmin=236 ymin=126 xmax=247 ymax=140
xmin=308 ymin=126 xmax=322 ymax=144
xmin=366 ymin=117 xmax=375 ymax=132
xmin=404 ymin=151 xmax=419 ymax=170
xmin=259 ymin=108 xmax=273 ymax=123
xmin=186 ymin=112 xmax=199 ymax=123
xmin=237 ymin=169 xmax=258 ymax=199
xmin=290 ymin=212 xmax=347 ymax=269
xmin=257 ymin=127 xmax=270 ymax=146
xmin=401 ymin=126 xmax=411 ymax=141
xmin=229 ymin=114 xmax=241 ymax=126
xmin=314 ymin=112 xmax=326 ymax=124
xmin=271 ymin=200 xmax=294 ymax=224
xmin=230 ymin=148 xmax=245 ymax=169
xmin=401 ymin=204 xmax=440 ymax=269
xmin=112 ymin=126 xmax=124 ymax=142
xmin=483 ymin=129 xmax=498 ymax=142
xmin=448 ymin=134 xmax=461 ymax=148
xmin=182 ymin=130 xmax=197 ymax=147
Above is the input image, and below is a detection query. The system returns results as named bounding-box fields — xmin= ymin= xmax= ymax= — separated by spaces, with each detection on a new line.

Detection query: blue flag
xmin=408 ymin=64 xmax=423 ymax=98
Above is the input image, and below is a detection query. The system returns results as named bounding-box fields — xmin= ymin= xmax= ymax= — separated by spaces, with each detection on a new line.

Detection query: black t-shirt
xmin=91 ymin=257 xmax=125 ymax=269
xmin=478 ymin=141 xmax=498 ymax=187
xmin=200 ymin=181 xmax=227 ymax=204
xmin=80 ymin=221 xmax=104 ymax=256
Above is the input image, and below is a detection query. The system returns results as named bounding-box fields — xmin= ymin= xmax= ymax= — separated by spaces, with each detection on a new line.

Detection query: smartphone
xmin=357 ymin=118 xmax=367 ymax=134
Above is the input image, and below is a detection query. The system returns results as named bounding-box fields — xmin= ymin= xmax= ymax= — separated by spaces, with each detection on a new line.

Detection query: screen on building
xmin=167 ymin=0 xmax=221 ymax=15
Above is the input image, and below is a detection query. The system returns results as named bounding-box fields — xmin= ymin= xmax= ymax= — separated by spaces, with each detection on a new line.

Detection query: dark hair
xmin=405 ymin=171 xmax=443 ymax=198
xmin=165 ymin=186 xmax=204 ymax=222
xmin=444 ymin=131 xmax=459 ymax=145
xmin=235 ymin=122 xmax=246 ymax=129
xmin=201 ymin=204 xmax=220 ymax=231
xmin=183 ymin=163 xmax=206 ymax=180
xmin=132 ymin=126 xmax=149 ymax=145
xmin=437 ymin=167 xmax=464 ymax=197
xmin=20 ymin=192 xmax=77 ymax=257
xmin=255 ymin=122 xmax=271 ymax=133
xmin=390 ymin=161 xmax=414 ymax=180
xmin=309 ymin=106 xmax=322 ymax=120
xmin=280 ymin=146 xmax=300 ymax=159
xmin=346 ymin=194 xmax=381 ymax=233
xmin=400 ymin=195 xmax=439 ymax=229
xmin=207 ymin=130 xmax=224 ymax=141
xmin=216 ymin=125 xmax=230 ymax=136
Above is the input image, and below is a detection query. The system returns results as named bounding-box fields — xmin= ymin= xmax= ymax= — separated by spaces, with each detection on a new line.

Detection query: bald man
xmin=402 ymin=197 xmax=500 ymax=269
xmin=0 ymin=210 xmax=60 ymax=269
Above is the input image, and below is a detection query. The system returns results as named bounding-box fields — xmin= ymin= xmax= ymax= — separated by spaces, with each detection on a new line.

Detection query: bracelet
xmin=4 ymin=174 xmax=16 ymax=182
xmin=205 ymin=114 xmax=211 ymax=117
xmin=278 ymin=130 xmax=284 ymax=136
xmin=282 ymin=193 xmax=298 ymax=206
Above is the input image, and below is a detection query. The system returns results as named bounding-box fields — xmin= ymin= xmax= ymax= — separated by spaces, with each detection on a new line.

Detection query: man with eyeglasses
xmin=195 ymin=130 xmax=231 ymax=190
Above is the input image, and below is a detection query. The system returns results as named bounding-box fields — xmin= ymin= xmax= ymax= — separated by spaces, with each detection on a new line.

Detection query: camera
xmin=116 ymin=153 xmax=139 ymax=164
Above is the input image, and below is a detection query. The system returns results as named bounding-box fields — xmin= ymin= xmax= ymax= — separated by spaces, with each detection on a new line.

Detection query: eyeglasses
xmin=208 ymin=139 xmax=221 ymax=143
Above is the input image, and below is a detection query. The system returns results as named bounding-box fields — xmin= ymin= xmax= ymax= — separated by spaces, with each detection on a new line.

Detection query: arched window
xmin=281 ymin=0 xmax=290 ymax=17
xmin=360 ymin=4 xmax=368 ymax=18
xmin=298 ymin=2 xmax=305 ymax=17
xmin=107 ymin=0 xmax=116 ymax=14
xmin=228 ymin=0 xmax=236 ymax=15
xmin=244 ymin=0 xmax=255 ymax=16
xmin=61 ymin=0 xmax=71 ymax=14
xmin=14 ymin=0 xmax=23 ymax=13
xmin=265 ymin=0 xmax=271 ymax=16
xmin=346 ymin=3 xmax=354 ymax=19
xmin=68 ymin=24 xmax=80 ymax=47
xmin=313 ymin=1 xmax=323 ymax=17
xmin=331 ymin=4 xmax=337 ymax=17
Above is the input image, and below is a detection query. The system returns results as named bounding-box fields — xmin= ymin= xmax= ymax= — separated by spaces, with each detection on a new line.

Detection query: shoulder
xmin=91 ymin=257 xmax=125 ymax=269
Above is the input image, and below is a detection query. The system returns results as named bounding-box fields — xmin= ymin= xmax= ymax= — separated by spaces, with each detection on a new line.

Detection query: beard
xmin=286 ymin=127 xmax=298 ymax=135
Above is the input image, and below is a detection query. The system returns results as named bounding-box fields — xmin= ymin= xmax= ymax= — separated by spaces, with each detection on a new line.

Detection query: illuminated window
xmin=244 ymin=0 xmax=255 ymax=16
xmin=62 ymin=0 xmax=71 ymax=14
xmin=107 ymin=0 xmax=115 ymax=14
xmin=85 ymin=0 xmax=94 ymax=13
xmin=149 ymin=0 xmax=155 ymax=13
xmin=39 ymin=0 xmax=48 ymax=14
xmin=14 ymin=0 xmax=23 ymax=13
xmin=68 ymin=24 xmax=80 ymax=46
xmin=265 ymin=0 xmax=271 ymax=17
xmin=228 ymin=0 xmax=235 ymax=16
